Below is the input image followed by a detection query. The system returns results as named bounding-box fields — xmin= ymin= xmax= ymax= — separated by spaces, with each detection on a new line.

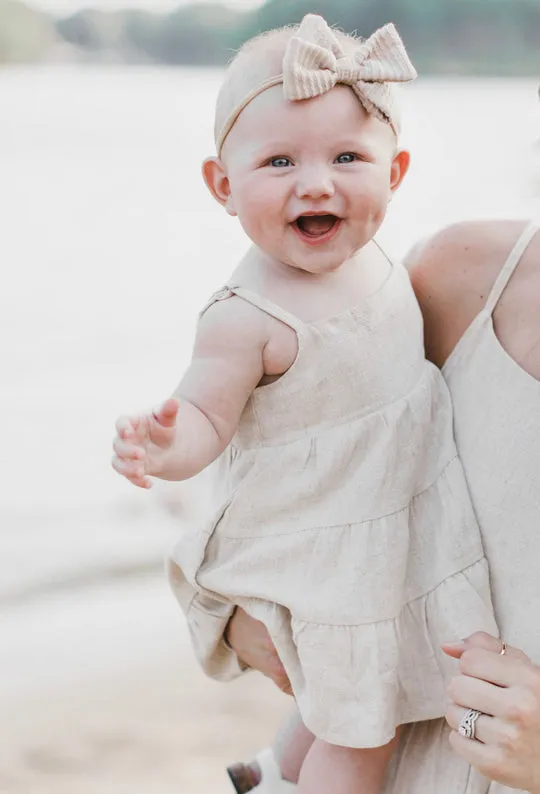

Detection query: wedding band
xmin=458 ymin=708 xmax=483 ymax=740
xmin=500 ymin=640 xmax=507 ymax=656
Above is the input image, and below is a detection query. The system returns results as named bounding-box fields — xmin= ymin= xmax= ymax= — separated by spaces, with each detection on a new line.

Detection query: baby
xmin=112 ymin=14 xmax=498 ymax=794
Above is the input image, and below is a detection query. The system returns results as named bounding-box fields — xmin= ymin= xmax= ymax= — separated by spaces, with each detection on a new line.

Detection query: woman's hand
xmin=226 ymin=608 xmax=292 ymax=695
xmin=443 ymin=632 xmax=540 ymax=793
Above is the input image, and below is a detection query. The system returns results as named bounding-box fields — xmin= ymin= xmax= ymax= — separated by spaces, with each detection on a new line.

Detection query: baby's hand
xmin=112 ymin=398 xmax=180 ymax=489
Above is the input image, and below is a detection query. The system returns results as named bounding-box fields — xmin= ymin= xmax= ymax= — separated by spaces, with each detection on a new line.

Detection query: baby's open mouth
xmin=294 ymin=214 xmax=340 ymax=237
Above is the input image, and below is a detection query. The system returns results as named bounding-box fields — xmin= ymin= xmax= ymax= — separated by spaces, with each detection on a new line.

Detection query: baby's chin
xmin=279 ymin=251 xmax=352 ymax=276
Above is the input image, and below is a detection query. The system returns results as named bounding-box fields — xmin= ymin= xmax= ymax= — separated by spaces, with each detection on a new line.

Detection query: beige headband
xmin=215 ymin=14 xmax=417 ymax=155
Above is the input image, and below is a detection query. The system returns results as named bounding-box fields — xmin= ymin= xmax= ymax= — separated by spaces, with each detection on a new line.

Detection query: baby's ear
xmin=202 ymin=157 xmax=236 ymax=216
xmin=389 ymin=148 xmax=410 ymax=195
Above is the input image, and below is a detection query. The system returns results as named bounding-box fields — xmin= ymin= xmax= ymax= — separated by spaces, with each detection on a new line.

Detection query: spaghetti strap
xmin=200 ymin=285 xmax=304 ymax=331
xmin=198 ymin=286 xmax=236 ymax=319
xmin=373 ymin=238 xmax=395 ymax=269
xmin=232 ymin=287 xmax=304 ymax=331
xmin=484 ymin=221 xmax=539 ymax=316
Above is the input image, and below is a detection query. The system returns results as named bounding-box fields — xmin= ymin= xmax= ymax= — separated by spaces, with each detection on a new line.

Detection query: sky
xmin=27 ymin=0 xmax=264 ymax=14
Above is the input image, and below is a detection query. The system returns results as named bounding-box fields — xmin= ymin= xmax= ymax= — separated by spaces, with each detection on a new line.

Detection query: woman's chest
xmin=446 ymin=331 xmax=540 ymax=660
xmin=493 ymin=263 xmax=540 ymax=381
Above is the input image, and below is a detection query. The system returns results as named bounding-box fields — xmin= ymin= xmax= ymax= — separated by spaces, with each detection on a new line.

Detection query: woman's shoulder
xmin=405 ymin=219 xmax=536 ymax=366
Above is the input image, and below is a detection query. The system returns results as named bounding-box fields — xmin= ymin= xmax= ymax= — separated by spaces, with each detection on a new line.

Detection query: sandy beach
xmin=2 ymin=575 xmax=291 ymax=794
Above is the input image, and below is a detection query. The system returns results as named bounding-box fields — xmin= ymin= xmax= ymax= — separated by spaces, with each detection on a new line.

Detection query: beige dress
xmin=381 ymin=221 xmax=540 ymax=793
xmin=168 ymin=256 xmax=497 ymax=749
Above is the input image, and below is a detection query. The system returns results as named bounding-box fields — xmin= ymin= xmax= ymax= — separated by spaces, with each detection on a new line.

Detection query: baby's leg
xmin=227 ymin=717 xmax=314 ymax=791
xmin=298 ymin=735 xmax=398 ymax=794
xmin=278 ymin=717 xmax=316 ymax=783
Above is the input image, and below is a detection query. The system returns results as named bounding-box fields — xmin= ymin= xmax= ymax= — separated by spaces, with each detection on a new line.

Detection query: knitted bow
xmin=282 ymin=15 xmax=417 ymax=132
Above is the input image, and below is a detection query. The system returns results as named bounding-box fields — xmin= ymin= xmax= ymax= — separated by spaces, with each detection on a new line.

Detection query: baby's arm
xmin=113 ymin=297 xmax=269 ymax=487
xmin=162 ymin=298 xmax=267 ymax=479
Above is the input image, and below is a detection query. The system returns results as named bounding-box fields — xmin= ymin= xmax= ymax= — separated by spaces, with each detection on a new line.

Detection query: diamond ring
xmin=458 ymin=708 xmax=483 ymax=740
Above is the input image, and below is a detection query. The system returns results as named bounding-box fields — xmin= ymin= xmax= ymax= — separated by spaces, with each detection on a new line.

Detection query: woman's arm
xmin=443 ymin=632 xmax=540 ymax=793
xmin=225 ymin=609 xmax=292 ymax=694
xmin=407 ymin=219 xmax=529 ymax=367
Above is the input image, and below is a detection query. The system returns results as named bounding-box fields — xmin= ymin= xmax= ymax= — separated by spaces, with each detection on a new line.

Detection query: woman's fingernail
xmin=442 ymin=640 xmax=465 ymax=649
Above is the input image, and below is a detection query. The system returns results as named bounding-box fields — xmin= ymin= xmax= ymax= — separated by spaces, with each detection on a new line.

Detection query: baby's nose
xmin=295 ymin=166 xmax=335 ymax=200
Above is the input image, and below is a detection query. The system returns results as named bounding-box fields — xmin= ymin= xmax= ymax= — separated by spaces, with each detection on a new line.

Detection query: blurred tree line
xmin=2 ymin=0 xmax=540 ymax=73
xmin=0 ymin=0 xmax=57 ymax=62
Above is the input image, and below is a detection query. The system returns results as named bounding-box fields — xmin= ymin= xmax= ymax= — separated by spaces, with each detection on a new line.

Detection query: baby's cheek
xmin=355 ymin=186 xmax=391 ymax=223
xmin=235 ymin=205 xmax=276 ymax=250
xmin=239 ymin=192 xmax=280 ymax=233
xmin=249 ymin=185 xmax=279 ymax=214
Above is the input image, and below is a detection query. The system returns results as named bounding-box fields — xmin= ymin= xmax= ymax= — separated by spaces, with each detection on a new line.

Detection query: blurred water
xmin=1 ymin=66 xmax=539 ymax=601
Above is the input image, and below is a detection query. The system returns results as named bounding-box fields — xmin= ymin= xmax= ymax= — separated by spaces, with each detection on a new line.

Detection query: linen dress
xmin=381 ymin=222 xmax=540 ymax=791
xmin=168 ymin=255 xmax=497 ymax=749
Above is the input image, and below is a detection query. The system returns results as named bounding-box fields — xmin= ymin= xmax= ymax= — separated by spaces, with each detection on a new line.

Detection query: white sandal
xmin=227 ymin=747 xmax=298 ymax=793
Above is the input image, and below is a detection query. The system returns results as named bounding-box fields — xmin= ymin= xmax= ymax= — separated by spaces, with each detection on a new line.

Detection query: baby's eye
xmin=335 ymin=152 xmax=358 ymax=164
xmin=270 ymin=156 xmax=292 ymax=168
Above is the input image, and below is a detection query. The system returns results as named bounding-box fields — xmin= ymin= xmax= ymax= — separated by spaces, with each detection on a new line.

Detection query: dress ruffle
xmin=170 ymin=454 xmax=498 ymax=746
xmin=256 ymin=559 xmax=496 ymax=747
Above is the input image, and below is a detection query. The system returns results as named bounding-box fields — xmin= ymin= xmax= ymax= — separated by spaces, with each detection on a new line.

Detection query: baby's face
xmin=220 ymin=84 xmax=405 ymax=274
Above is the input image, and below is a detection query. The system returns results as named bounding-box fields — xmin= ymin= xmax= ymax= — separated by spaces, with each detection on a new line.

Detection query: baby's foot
xmin=227 ymin=760 xmax=260 ymax=793
xmin=226 ymin=749 xmax=297 ymax=793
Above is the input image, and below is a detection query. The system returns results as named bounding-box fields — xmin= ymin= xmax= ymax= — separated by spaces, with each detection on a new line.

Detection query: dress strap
xmin=484 ymin=221 xmax=539 ymax=316
xmin=232 ymin=287 xmax=304 ymax=331
xmin=198 ymin=287 xmax=235 ymax=318
xmin=200 ymin=285 xmax=304 ymax=331
xmin=373 ymin=238 xmax=395 ymax=269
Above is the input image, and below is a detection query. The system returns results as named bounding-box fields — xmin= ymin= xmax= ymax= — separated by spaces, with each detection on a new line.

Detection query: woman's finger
xmin=446 ymin=704 xmax=516 ymax=746
xmin=442 ymin=632 xmax=505 ymax=659
xmin=448 ymin=673 xmax=514 ymax=717
xmin=464 ymin=632 xmax=505 ymax=653
xmin=457 ymin=647 xmax=522 ymax=689
xmin=465 ymin=633 xmax=529 ymax=665
xmin=448 ymin=730 xmax=504 ymax=779
xmin=444 ymin=632 xmax=528 ymax=662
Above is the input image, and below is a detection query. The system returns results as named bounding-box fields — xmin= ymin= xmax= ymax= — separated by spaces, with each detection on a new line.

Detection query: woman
xmin=224 ymin=218 xmax=540 ymax=793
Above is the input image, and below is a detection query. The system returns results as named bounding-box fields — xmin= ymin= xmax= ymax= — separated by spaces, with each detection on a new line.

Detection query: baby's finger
xmin=113 ymin=438 xmax=144 ymax=461
xmin=111 ymin=455 xmax=146 ymax=481
xmin=115 ymin=416 xmax=132 ymax=439
xmin=112 ymin=457 xmax=152 ymax=489
xmin=152 ymin=398 xmax=179 ymax=428
xmin=120 ymin=470 xmax=152 ymax=489
xmin=128 ymin=416 xmax=151 ymax=443
xmin=131 ymin=474 xmax=152 ymax=489
xmin=125 ymin=474 xmax=152 ymax=489
xmin=116 ymin=414 xmax=148 ymax=441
